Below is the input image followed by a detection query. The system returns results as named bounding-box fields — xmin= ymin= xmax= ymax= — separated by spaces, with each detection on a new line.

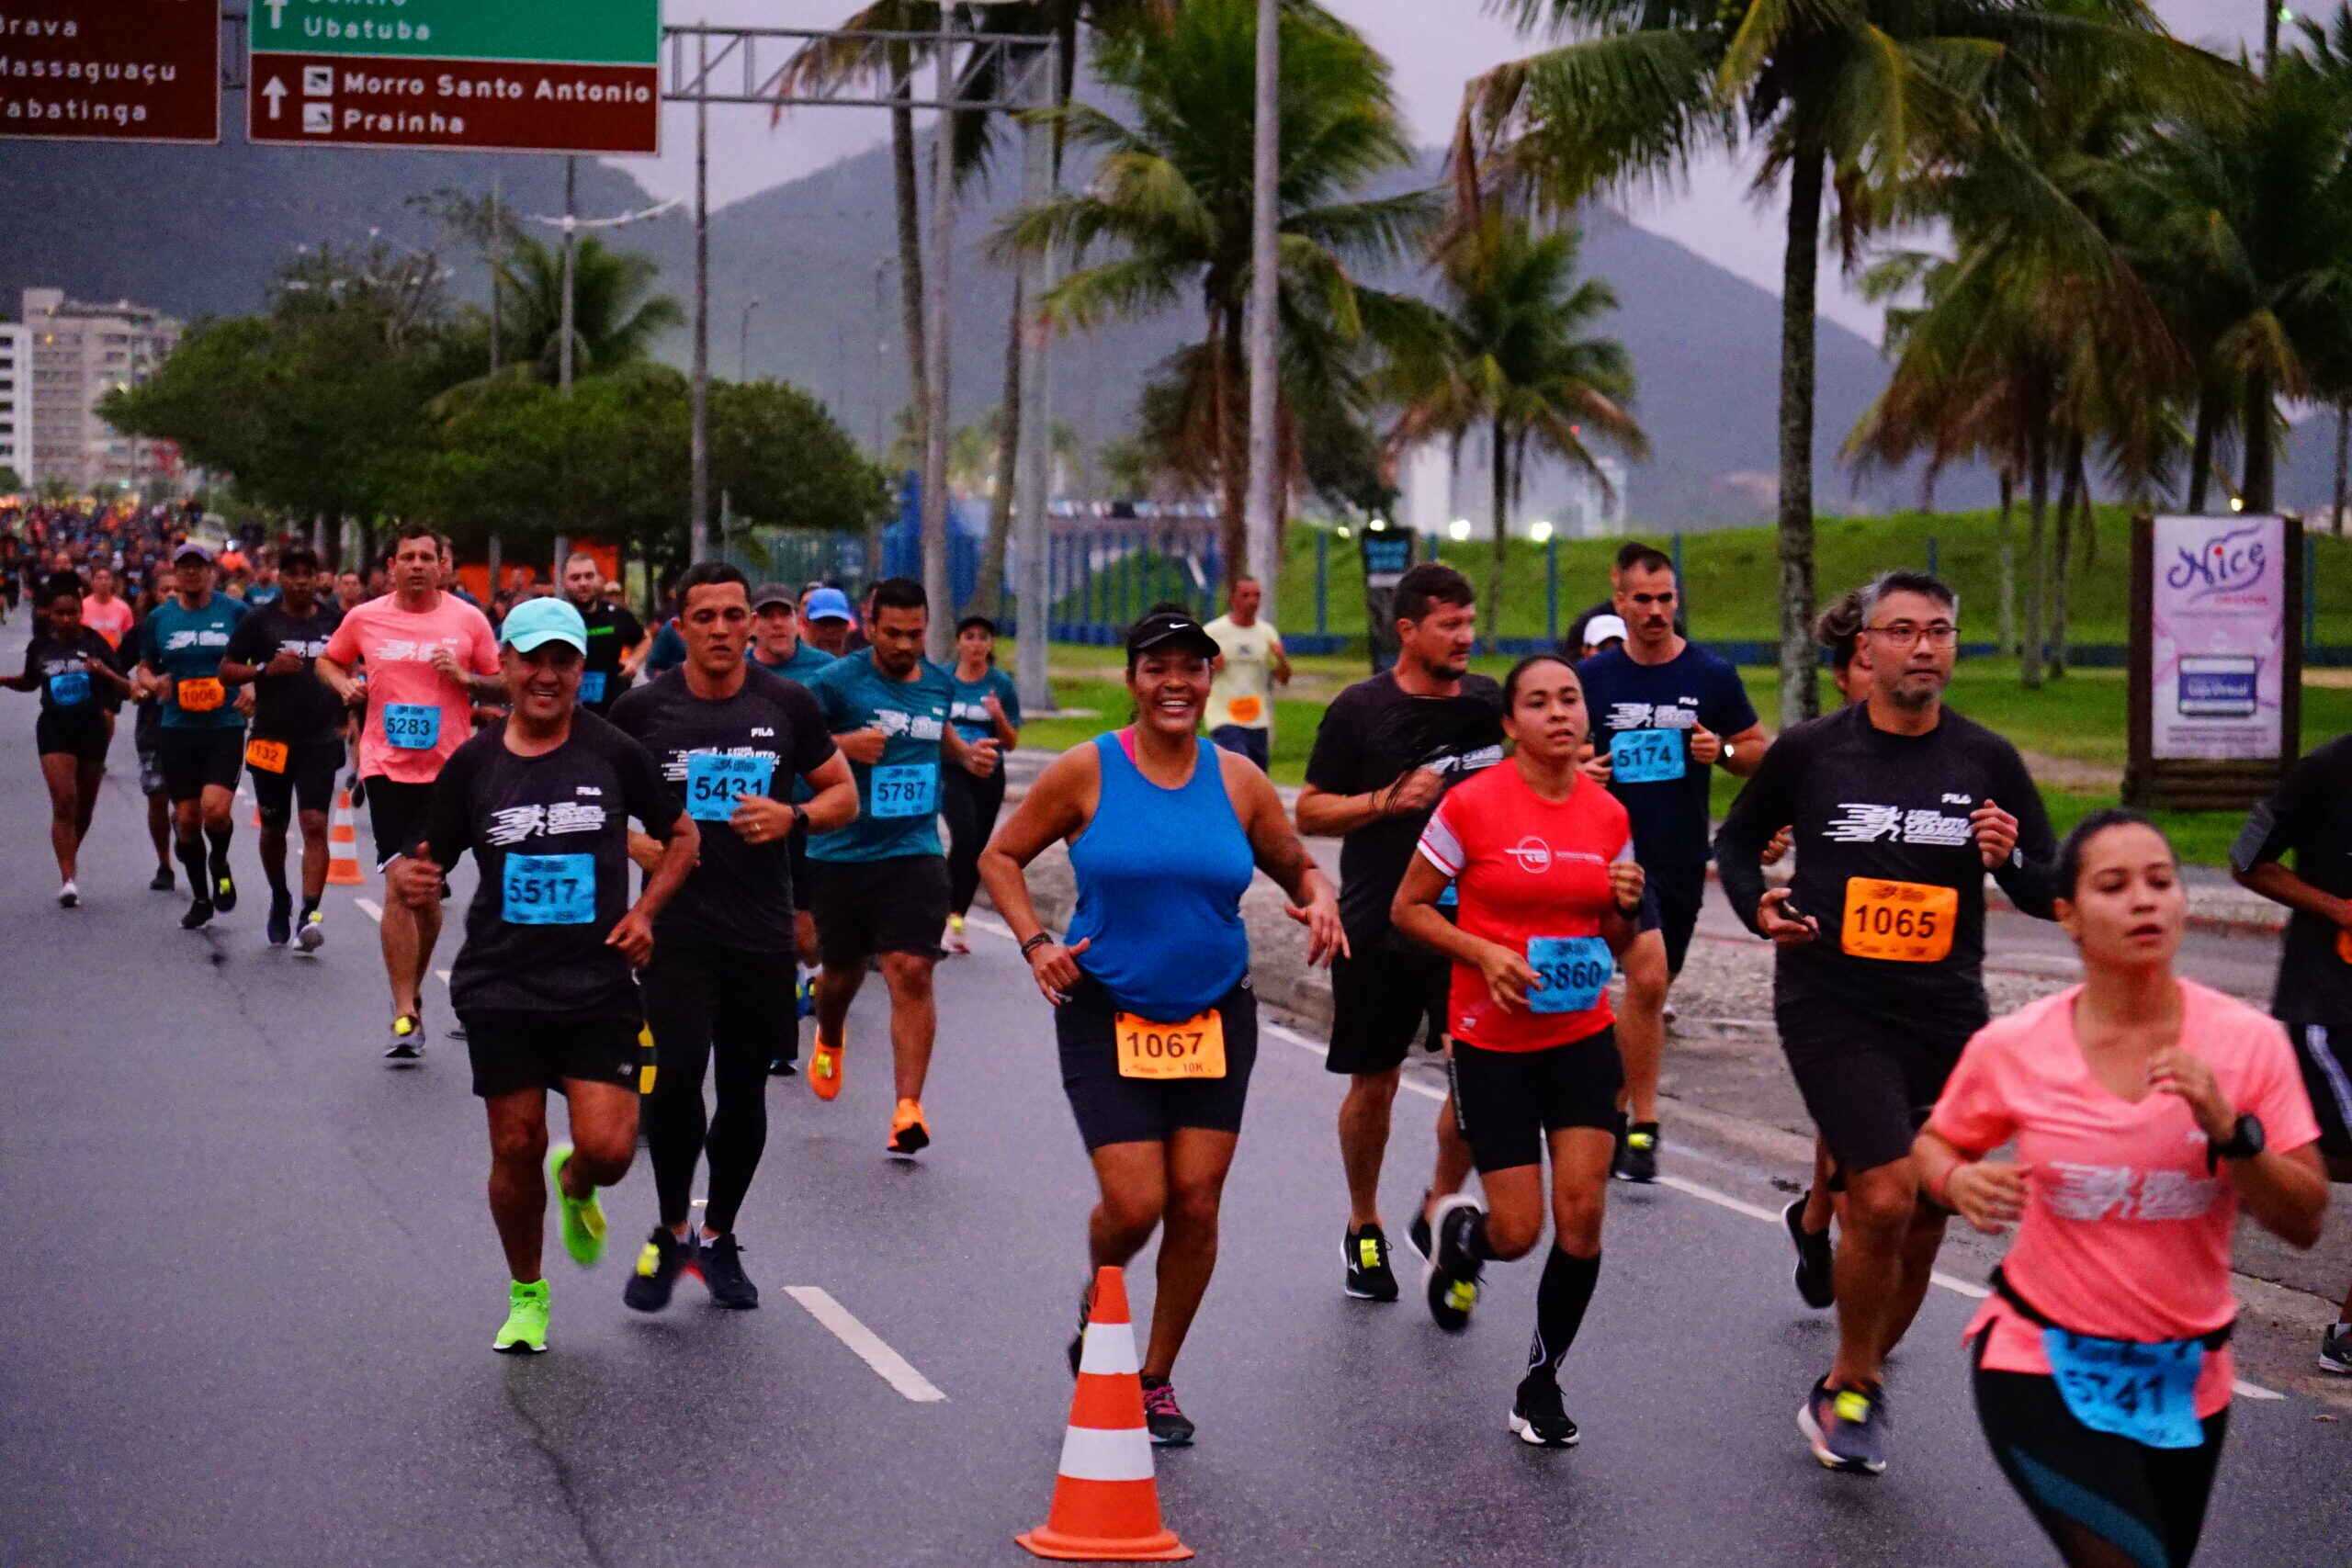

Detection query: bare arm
xmin=797 ymin=753 xmax=858 ymax=835
xmin=1295 ymin=769 xmax=1440 ymax=839
xmin=1716 ymin=723 xmax=1770 ymax=777
xmin=1226 ymin=752 xmax=1344 ymax=965
xmin=1392 ymin=852 xmax=1536 ymax=1012
xmin=977 ymin=744 xmax=1099 ymax=1003
xmin=2233 ymin=860 xmax=2352 ymax=931
xmin=312 ymin=653 xmax=364 ymax=705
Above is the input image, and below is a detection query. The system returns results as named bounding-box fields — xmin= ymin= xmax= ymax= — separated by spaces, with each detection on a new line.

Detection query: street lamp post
xmin=1242 ymin=0 xmax=1281 ymax=604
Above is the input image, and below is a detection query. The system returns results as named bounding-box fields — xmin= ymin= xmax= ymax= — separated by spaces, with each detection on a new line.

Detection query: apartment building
xmin=0 ymin=322 xmax=28 ymax=490
xmin=22 ymin=288 xmax=183 ymax=495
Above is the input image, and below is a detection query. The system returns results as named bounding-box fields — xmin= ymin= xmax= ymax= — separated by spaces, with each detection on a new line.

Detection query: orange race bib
xmin=2337 ymin=929 xmax=2352 ymax=964
xmin=244 ymin=739 xmax=288 ymax=773
xmin=176 ymin=676 xmax=225 ymax=713
xmin=1225 ymin=695 xmax=1263 ymax=724
xmin=1114 ymin=1010 xmax=1227 ymax=1080
xmin=1841 ymin=877 xmax=1959 ymax=963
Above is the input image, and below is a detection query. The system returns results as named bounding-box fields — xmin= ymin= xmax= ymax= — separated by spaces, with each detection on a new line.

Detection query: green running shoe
xmin=493 ymin=1279 xmax=550 ymax=1353
xmin=547 ymin=1143 xmax=607 ymax=1267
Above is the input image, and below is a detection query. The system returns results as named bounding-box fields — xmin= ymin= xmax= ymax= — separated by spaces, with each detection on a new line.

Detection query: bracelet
xmin=1925 ymin=1158 xmax=1962 ymax=1208
xmin=1019 ymin=932 xmax=1054 ymax=959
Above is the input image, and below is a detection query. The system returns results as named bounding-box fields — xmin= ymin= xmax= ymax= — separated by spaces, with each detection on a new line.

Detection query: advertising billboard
xmin=2147 ymin=513 xmax=2288 ymax=761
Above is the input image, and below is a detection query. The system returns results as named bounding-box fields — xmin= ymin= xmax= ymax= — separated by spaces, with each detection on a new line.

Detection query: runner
xmin=317 ymin=523 xmax=503 ymax=1060
xmin=749 ymin=582 xmax=834 ymax=680
xmin=1204 ymin=575 xmax=1288 ymax=770
xmin=978 ymin=609 xmax=1344 ymax=1445
xmin=800 ymin=586 xmax=855 ymax=658
xmin=2229 ymin=732 xmax=2352 ymax=1373
xmin=334 ymin=570 xmax=367 ymax=615
xmin=1917 ymin=810 xmax=2325 ymax=1564
xmin=608 ymin=563 xmax=855 ymax=1314
xmin=941 ymin=614 xmax=1020 ymax=956
xmin=138 ymin=542 xmax=251 ymax=930
xmin=388 ymin=595 xmax=699 ymax=1354
xmin=561 ymin=551 xmax=646 ymax=716
xmin=119 ymin=578 xmax=177 ymax=891
xmin=220 ymin=546 xmax=343 ymax=949
xmin=1295 ymin=562 xmax=1493 ymax=1303
xmin=1575 ymin=543 xmax=1770 ymax=1183
xmin=751 ymin=581 xmax=834 ymax=1055
xmin=1400 ymin=654 xmax=1645 ymax=1448
xmin=801 ymin=577 xmax=1000 ymax=1153
xmin=81 ymin=564 xmax=134 ymax=649
xmin=1714 ymin=569 xmax=2059 ymax=1474
xmin=4 ymin=571 xmax=133 ymax=906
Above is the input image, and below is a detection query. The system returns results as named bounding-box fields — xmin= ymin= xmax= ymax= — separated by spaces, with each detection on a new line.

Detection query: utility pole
xmin=690 ymin=27 xmax=713 ymax=567
xmin=741 ymin=297 xmax=762 ymax=381
xmin=555 ymin=156 xmax=577 ymax=579
xmin=1243 ymin=0 xmax=1281 ymax=604
xmin=1013 ymin=41 xmax=1057 ymax=717
xmin=487 ymin=175 xmax=503 ymax=378
xmin=920 ymin=7 xmax=956 ymax=659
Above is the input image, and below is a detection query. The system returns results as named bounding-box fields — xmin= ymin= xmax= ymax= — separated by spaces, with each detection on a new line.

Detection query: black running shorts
xmin=1778 ymin=982 xmax=1978 ymax=1179
xmin=1645 ymin=862 xmax=1706 ymax=977
xmin=1448 ymin=1029 xmax=1624 ymax=1176
xmin=35 ymin=710 xmax=109 ymax=763
xmin=364 ymin=776 xmax=437 ymax=870
xmin=247 ymin=734 xmax=342 ymax=822
xmin=1057 ymin=973 xmax=1257 ymax=1152
xmin=157 ymin=727 xmax=245 ymax=802
xmin=461 ymin=1012 xmax=643 ymax=1100
xmin=1324 ymin=940 xmax=1449 ymax=1076
xmin=808 ymin=853 xmax=950 ymax=966
xmin=2282 ymin=1018 xmax=2352 ymax=1165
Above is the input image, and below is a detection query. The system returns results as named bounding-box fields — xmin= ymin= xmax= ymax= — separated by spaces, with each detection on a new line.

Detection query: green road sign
xmin=253 ymin=0 xmax=660 ymax=68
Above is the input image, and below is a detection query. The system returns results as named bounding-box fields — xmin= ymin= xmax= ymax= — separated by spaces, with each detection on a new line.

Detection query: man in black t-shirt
xmin=1296 ymin=562 xmax=1498 ymax=1304
xmin=609 ymin=562 xmax=856 ymax=1314
xmin=2231 ymin=734 xmax=2352 ymax=1373
xmin=563 ymin=551 xmax=647 ymax=716
xmin=1716 ymin=570 xmax=2055 ymax=1476
xmin=220 ymin=546 xmax=346 ymax=949
xmin=390 ymin=595 xmax=697 ymax=1356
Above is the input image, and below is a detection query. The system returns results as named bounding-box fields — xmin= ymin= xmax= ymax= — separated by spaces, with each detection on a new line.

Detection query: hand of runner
xmin=1971 ymin=796 xmax=2019 ymax=869
xmin=2146 ymin=1046 xmax=2235 ymax=1140
xmin=234 ymin=686 xmax=256 ymax=718
xmin=266 ymin=648 xmax=306 ymax=676
xmin=1756 ymin=886 xmax=1819 ymax=945
xmin=1760 ymin=825 xmax=1794 ymax=866
xmin=728 ymin=795 xmax=797 ymax=844
xmin=1608 ymin=860 xmax=1646 ymax=915
xmin=836 ymin=728 xmax=888 ymax=766
xmin=605 ymin=908 xmax=657 ymax=967
xmin=430 ymin=646 xmax=467 ymax=685
xmin=1578 ymin=748 xmax=1613 ymax=787
xmin=387 ymin=854 xmax=445 ymax=911
xmin=1946 ymin=1158 xmax=2032 ymax=1235
xmin=963 ymin=738 xmax=1000 ymax=778
xmin=1025 ymin=934 xmax=1091 ymax=1005
xmin=1283 ymin=885 xmax=1350 ymax=967
xmin=1475 ymin=941 xmax=1540 ymax=1012
xmin=1381 ymin=767 xmax=1443 ymax=818
xmin=1687 ymin=724 xmax=1723 ymax=765
xmin=981 ymin=693 xmax=1006 ymax=723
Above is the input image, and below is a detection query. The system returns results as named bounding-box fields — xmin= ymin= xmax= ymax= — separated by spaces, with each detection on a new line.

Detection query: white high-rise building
xmin=0 ymin=323 xmax=28 ymax=490
xmin=22 ymin=288 xmax=182 ymax=496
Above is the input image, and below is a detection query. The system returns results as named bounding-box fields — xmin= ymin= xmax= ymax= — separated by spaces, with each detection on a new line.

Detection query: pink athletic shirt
xmin=1929 ymin=979 xmax=2320 ymax=1416
xmin=324 ymin=592 xmax=499 ymax=784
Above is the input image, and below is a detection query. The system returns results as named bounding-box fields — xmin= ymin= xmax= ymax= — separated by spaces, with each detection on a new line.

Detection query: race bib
xmin=1225 ymin=694 xmax=1263 ymax=725
xmin=502 ymin=852 xmax=595 ymax=925
xmin=579 ymin=671 xmax=607 ymax=705
xmin=176 ymin=675 xmax=225 ymax=714
xmin=384 ymin=702 xmax=441 ymax=750
xmin=1609 ymin=728 xmax=1684 ymax=784
xmin=1841 ymin=877 xmax=1958 ymax=963
xmin=686 ymin=751 xmax=775 ymax=822
xmin=1526 ymin=935 xmax=1611 ymax=1014
xmin=870 ymin=761 xmax=938 ymax=818
xmin=47 ymin=670 xmax=90 ymax=706
xmin=1114 ymin=1010 xmax=1227 ymax=1079
xmin=245 ymin=739 xmax=288 ymax=774
xmin=2337 ymin=928 xmax=2351 ymax=964
xmin=2041 ymin=1327 xmax=2205 ymax=1450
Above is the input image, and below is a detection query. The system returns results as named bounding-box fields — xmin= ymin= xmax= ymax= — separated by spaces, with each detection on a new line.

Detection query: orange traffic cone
xmin=1016 ymin=1268 xmax=1192 ymax=1562
xmin=326 ymin=788 xmax=365 ymax=886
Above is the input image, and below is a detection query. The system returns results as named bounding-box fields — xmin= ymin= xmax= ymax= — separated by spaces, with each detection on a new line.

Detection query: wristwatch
xmin=1722 ymin=741 xmax=1736 ymax=762
xmin=2207 ymin=1112 xmax=2266 ymax=1171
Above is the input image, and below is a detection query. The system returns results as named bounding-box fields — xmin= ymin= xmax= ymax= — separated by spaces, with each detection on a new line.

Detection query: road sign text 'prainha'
xmin=250 ymin=0 xmax=660 ymax=154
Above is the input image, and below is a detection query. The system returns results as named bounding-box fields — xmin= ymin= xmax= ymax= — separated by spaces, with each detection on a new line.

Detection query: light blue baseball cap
xmin=802 ymin=585 xmax=854 ymax=623
xmin=500 ymin=595 xmax=588 ymax=654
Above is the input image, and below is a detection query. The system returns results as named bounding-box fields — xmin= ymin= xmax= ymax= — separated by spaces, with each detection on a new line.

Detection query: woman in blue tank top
xmin=981 ymin=609 xmax=1343 ymax=1447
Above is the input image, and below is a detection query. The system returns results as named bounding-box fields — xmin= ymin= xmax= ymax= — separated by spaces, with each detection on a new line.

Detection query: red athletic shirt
xmin=1415 ymin=761 xmax=1632 ymax=1052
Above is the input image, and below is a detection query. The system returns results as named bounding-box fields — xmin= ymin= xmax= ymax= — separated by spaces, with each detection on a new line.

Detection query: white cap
xmin=1584 ymin=614 xmax=1628 ymax=647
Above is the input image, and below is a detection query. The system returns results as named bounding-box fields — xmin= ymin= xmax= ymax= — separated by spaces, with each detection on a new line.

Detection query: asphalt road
xmin=6 ymin=653 xmax=2348 ymax=1567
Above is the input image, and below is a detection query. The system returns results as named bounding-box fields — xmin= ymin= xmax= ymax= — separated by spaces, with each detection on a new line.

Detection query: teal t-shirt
xmin=948 ymin=666 xmax=1020 ymax=745
xmin=806 ymin=649 xmax=956 ymax=863
xmin=756 ymin=640 xmax=836 ymax=682
xmin=145 ymin=593 xmax=251 ymax=730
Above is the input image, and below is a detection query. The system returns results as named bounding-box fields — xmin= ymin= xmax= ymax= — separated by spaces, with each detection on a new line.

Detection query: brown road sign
xmin=248 ymin=55 xmax=660 ymax=155
xmin=0 ymin=1 xmax=220 ymax=144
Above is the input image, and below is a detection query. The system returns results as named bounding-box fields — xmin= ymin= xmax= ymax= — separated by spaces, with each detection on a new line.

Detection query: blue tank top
xmin=1068 ymin=732 xmax=1255 ymax=1020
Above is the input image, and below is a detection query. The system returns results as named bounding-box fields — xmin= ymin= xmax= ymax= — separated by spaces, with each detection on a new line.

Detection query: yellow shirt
xmin=1204 ymin=614 xmax=1282 ymax=732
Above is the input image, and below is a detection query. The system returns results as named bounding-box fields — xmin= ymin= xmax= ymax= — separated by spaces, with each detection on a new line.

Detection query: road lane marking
xmin=356 ymin=897 xmax=382 ymax=921
xmin=784 ymin=1287 xmax=946 ymax=1403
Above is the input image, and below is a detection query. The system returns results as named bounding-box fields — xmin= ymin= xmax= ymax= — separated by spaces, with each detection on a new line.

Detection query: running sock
xmin=1525 ymin=1247 xmax=1603 ymax=1381
xmin=204 ymin=823 xmax=233 ymax=869
xmin=300 ymin=897 xmax=320 ymax=920
xmin=175 ymin=835 xmax=209 ymax=898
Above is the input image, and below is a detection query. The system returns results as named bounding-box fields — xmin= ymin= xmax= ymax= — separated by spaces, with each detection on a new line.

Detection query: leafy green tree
xmin=709 ymin=379 xmax=892 ymax=535
xmin=0 ymin=467 xmax=24 ymax=495
xmin=495 ymin=232 xmax=684 ymax=383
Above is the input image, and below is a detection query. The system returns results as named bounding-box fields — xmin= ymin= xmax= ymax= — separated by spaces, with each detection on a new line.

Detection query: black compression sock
xmin=300 ymin=897 xmax=320 ymax=919
xmin=176 ymin=838 xmax=209 ymax=900
xmin=1525 ymin=1247 xmax=1602 ymax=1382
xmin=205 ymin=823 xmax=233 ymax=867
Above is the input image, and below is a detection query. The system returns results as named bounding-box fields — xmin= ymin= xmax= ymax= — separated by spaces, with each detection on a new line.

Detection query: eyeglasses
xmin=1863 ymin=622 xmax=1959 ymax=648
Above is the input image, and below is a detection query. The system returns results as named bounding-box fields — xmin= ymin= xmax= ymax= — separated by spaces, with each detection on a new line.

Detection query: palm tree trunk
xmin=2022 ymin=423 xmax=2048 ymax=692
xmin=1774 ymin=139 xmax=1826 ymax=728
xmin=2335 ymin=399 xmax=2350 ymax=535
xmin=2243 ymin=368 xmax=2277 ymax=513
xmin=2048 ymin=434 xmax=2084 ymax=682
xmin=2187 ymin=386 xmax=2218 ymax=513
xmin=1216 ymin=315 xmax=1248 ymax=591
xmin=889 ymin=51 xmax=929 ymax=492
xmin=976 ymin=279 xmax=1023 ymax=616
xmin=1996 ymin=468 xmax=2018 ymax=656
xmin=1488 ymin=418 xmax=1510 ymax=637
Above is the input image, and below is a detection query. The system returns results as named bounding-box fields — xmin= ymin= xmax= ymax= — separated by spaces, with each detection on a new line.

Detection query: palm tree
xmin=494 ymin=232 xmax=683 ymax=383
xmin=1384 ymin=214 xmax=1645 ymax=626
xmin=1456 ymin=0 xmax=2235 ymax=725
xmin=998 ymin=0 xmax=1434 ymax=584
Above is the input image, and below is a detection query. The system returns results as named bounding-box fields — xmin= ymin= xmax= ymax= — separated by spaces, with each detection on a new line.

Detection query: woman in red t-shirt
xmin=1393 ymin=654 xmax=1645 ymax=1449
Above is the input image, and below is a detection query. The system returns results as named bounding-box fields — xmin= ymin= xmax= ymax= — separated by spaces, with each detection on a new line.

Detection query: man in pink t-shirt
xmin=317 ymin=525 xmax=500 ymax=1061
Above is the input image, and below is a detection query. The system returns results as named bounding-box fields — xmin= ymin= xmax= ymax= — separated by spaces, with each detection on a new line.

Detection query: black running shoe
xmin=1799 ymin=1378 xmax=1889 ymax=1475
xmin=1615 ymin=1122 xmax=1660 ymax=1184
xmin=1067 ymin=1279 xmax=1092 ymax=1376
xmin=1408 ymin=1190 xmax=1434 ymax=1261
xmin=698 ymin=1233 xmax=760 ymax=1309
xmin=767 ymin=1056 xmax=798 ymax=1077
xmin=1510 ymin=1374 xmax=1581 ymax=1449
xmin=1610 ymin=1111 xmax=1631 ymax=1179
xmin=1422 ymin=1194 xmax=1486 ymax=1333
xmin=180 ymin=897 xmax=214 ymax=931
xmin=210 ymin=864 xmax=237 ymax=913
xmin=1344 ymin=1224 xmax=1400 ymax=1302
xmin=622 ymin=1227 xmax=694 ymax=1313
xmin=266 ymin=889 xmax=293 ymax=947
xmin=1140 ymin=1378 xmax=1194 ymax=1447
xmin=1783 ymin=1195 xmax=1836 ymax=1310
xmin=149 ymin=864 xmax=175 ymax=892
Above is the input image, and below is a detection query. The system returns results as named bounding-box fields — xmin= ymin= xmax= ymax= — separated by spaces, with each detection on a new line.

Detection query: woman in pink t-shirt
xmin=1916 ymin=810 xmax=2326 ymax=1568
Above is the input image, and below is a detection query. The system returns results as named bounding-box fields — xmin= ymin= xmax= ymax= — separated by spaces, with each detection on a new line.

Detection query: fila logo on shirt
xmin=751 ymin=727 xmax=775 ymax=739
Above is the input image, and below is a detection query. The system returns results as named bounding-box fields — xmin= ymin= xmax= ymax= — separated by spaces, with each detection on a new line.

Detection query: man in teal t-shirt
xmin=751 ymin=582 xmax=836 ymax=683
xmin=139 ymin=541 xmax=252 ymax=928
xmin=801 ymin=577 xmax=999 ymax=1158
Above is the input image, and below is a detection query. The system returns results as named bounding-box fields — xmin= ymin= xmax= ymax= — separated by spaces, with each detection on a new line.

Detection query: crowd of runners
xmin=7 ymin=502 xmax=2349 ymax=1567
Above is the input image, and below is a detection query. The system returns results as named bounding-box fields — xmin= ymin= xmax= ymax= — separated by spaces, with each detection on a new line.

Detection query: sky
xmin=619 ymin=0 xmax=2267 ymax=340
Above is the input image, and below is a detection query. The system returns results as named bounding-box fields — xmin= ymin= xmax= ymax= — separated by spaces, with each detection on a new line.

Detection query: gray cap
xmin=751 ymin=582 xmax=797 ymax=613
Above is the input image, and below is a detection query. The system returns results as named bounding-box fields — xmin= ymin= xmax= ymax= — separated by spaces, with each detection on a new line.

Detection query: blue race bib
xmin=384 ymin=702 xmax=441 ymax=750
xmin=47 ymin=670 xmax=91 ymax=706
xmin=1526 ymin=935 xmax=1611 ymax=1014
xmin=579 ymin=671 xmax=607 ymax=705
xmin=501 ymin=852 xmax=596 ymax=926
xmin=870 ymin=761 xmax=938 ymax=818
xmin=1609 ymin=728 xmax=1684 ymax=784
xmin=686 ymin=751 xmax=775 ymax=822
xmin=2041 ymin=1327 xmax=2205 ymax=1450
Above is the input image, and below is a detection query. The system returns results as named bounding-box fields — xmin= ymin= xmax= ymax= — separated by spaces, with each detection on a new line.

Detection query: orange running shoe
xmin=808 ymin=1032 xmax=844 ymax=1101
xmin=888 ymin=1098 xmax=931 ymax=1157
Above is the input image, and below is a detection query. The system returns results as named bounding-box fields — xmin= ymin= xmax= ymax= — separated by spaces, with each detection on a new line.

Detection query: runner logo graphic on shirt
xmin=1823 ymin=803 xmax=1974 ymax=848
xmin=1506 ymin=838 xmax=1555 ymax=873
xmin=1602 ymin=701 xmax=1695 ymax=732
xmin=485 ymin=803 xmax=608 ymax=846
xmin=2045 ymin=1162 xmax=2222 ymax=1222
xmin=875 ymin=707 xmax=945 ymax=741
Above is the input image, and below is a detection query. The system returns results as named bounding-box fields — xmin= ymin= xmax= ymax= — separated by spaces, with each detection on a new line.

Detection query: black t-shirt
xmin=578 ymin=602 xmax=647 ymax=715
xmin=608 ymin=665 xmax=835 ymax=953
xmin=223 ymin=600 xmax=344 ymax=742
xmin=1715 ymin=701 xmax=2057 ymax=1035
xmin=1303 ymin=670 xmax=1505 ymax=942
xmin=23 ymin=627 xmax=116 ymax=719
xmin=1577 ymin=641 xmax=1759 ymax=868
xmin=2232 ymin=735 xmax=2352 ymax=1023
xmin=423 ymin=712 xmax=680 ymax=1024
